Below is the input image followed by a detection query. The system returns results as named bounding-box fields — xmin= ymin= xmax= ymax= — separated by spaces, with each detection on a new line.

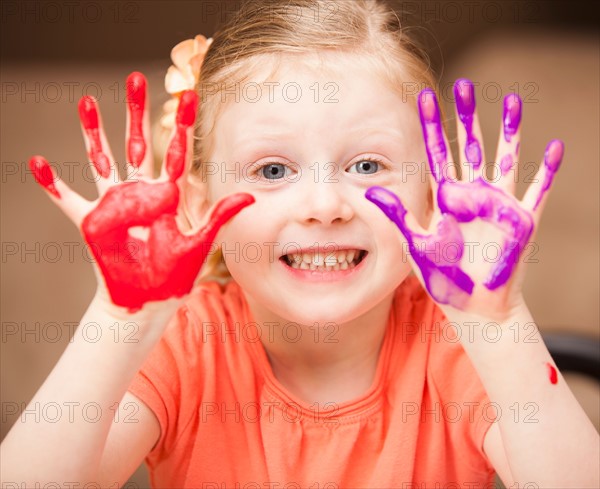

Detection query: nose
xmin=294 ymin=170 xmax=354 ymax=226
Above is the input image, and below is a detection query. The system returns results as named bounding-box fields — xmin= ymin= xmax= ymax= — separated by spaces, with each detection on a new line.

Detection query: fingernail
xmin=454 ymin=78 xmax=475 ymax=117
xmin=29 ymin=156 xmax=61 ymax=198
xmin=503 ymin=94 xmax=522 ymax=142
xmin=418 ymin=88 xmax=440 ymax=123
xmin=126 ymin=72 xmax=146 ymax=110
xmin=176 ymin=91 xmax=199 ymax=127
xmin=544 ymin=139 xmax=564 ymax=172
xmin=78 ymin=96 xmax=99 ymax=130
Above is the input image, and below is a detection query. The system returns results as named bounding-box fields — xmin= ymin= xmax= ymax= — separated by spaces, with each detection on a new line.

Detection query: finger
xmin=494 ymin=93 xmax=523 ymax=194
xmin=453 ymin=78 xmax=485 ymax=183
xmin=186 ymin=192 xmax=255 ymax=250
xmin=125 ymin=72 xmax=153 ymax=180
xmin=522 ymin=139 xmax=564 ymax=215
xmin=418 ymin=88 xmax=457 ymax=191
xmin=364 ymin=186 xmax=427 ymax=236
xmin=365 ymin=186 xmax=463 ymax=266
xmin=366 ymin=186 xmax=474 ymax=305
xmin=29 ymin=155 xmax=93 ymax=225
xmin=78 ymin=96 xmax=120 ymax=197
xmin=160 ymin=90 xmax=199 ymax=183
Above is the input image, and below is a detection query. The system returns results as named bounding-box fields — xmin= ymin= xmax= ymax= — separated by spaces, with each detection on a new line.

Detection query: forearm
xmin=450 ymin=306 xmax=599 ymax=487
xmin=0 ymin=292 xmax=178 ymax=483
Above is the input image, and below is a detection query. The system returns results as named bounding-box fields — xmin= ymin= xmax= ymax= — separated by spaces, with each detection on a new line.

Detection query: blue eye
xmin=348 ymin=158 xmax=383 ymax=175
xmin=260 ymin=163 xmax=288 ymax=180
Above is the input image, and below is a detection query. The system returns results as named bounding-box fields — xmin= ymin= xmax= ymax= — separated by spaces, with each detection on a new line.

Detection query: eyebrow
xmin=230 ymin=127 xmax=407 ymax=165
xmin=233 ymin=124 xmax=406 ymax=147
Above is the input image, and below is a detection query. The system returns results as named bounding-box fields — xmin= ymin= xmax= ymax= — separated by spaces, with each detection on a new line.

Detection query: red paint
xmin=176 ymin=90 xmax=198 ymax=127
xmin=126 ymin=72 xmax=147 ymax=168
xmin=81 ymin=179 xmax=254 ymax=311
xmin=29 ymin=156 xmax=60 ymax=198
xmin=546 ymin=362 xmax=558 ymax=384
xmin=78 ymin=96 xmax=110 ymax=178
xmin=166 ymin=90 xmax=198 ymax=182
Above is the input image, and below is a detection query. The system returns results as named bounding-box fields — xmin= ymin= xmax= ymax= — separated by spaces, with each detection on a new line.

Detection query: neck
xmin=244 ymin=290 xmax=396 ymax=405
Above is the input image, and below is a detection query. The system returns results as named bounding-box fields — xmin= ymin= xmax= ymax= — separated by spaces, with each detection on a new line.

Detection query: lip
xmin=278 ymin=245 xmax=368 ymax=257
xmin=278 ymin=251 xmax=369 ymax=282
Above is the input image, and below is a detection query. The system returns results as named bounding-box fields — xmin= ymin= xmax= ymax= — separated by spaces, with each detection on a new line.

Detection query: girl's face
xmin=200 ymin=53 xmax=431 ymax=325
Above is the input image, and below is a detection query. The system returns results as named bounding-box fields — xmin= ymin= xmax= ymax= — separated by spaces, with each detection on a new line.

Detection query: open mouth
xmin=280 ymin=249 xmax=368 ymax=272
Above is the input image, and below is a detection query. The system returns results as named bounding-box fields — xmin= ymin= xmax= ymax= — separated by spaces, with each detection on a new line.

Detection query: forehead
xmin=213 ymin=52 xmax=419 ymax=146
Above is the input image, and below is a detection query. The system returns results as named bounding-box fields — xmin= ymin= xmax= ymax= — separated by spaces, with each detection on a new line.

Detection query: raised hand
xmin=30 ymin=72 xmax=254 ymax=312
xmin=366 ymin=79 xmax=563 ymax=317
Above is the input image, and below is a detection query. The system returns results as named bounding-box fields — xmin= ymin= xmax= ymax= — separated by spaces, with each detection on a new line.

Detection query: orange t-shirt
xmin=127 ymin=276 xmax=497 ymax=488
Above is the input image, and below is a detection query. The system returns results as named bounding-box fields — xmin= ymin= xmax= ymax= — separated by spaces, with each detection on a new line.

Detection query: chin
xmin=271 ymin=291 xmax=380 ymax=327
xmin=282 ymin=307 xmax=354 ymax=327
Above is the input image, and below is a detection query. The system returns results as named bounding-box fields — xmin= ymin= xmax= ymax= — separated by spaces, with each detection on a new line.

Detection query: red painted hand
xmin=30 ymin=72 xmax=254 ymax=312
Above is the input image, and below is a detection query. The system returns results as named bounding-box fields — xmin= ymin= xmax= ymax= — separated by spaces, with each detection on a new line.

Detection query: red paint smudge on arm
xmin=126 ymin=72 xmax=147 ymax=167
xmin=546 ymin=362 xmax=558 ymax=384
xmin=78 ymin=96 xmax=111 ymax=178
xmin=29 ymin=156 xmax=61 ymax=198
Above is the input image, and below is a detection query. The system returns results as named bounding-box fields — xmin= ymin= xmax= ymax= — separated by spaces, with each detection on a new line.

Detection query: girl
xmin=2 ymin=0 xmax=598 ymax=487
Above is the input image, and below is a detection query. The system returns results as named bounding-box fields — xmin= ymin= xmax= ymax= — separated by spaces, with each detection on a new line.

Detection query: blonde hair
xmin=172 ymin=0 xmax=438 ymax=283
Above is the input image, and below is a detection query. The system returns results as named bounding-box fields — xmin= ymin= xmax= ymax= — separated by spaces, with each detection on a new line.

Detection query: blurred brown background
xmin=1 ymin=1 xmax=598 ymax=487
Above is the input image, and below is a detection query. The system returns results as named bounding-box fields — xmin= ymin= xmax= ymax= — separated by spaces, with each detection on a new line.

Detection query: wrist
xmin=444 ymin=300 xmax=541 ymax=361
xmin=440 ymin=293 xmax=530 ymax=325
xmin=89 ymin=287 xmax=184 ymax=332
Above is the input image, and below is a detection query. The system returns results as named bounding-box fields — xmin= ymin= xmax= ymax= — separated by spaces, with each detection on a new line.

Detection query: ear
xmin=182 ymin=171 xmax=211 ymax=230
xmin=427 ymin=184 xmax=434 ymax=212
xmin=423 ymin=184 xmax=435 ymax=228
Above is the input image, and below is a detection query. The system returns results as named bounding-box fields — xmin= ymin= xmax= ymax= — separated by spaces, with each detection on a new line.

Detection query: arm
xmin=0 ymin=72 xmax=254 ymax=485
xmin=461 ymin=307 xmax=600 ymax=488
xmin=456 ymin=306 xmax=599 ymax=488
xmin=0 ymin=296 xmax=170 ymax=484
xmin=367 ymin=78 xmax=599 ymax=487
xmin=97 ymin=391 xmax=162 ymax=487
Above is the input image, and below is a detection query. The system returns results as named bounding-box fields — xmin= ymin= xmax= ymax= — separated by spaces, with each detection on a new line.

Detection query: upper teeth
xmin=287 ymin=249 xmax=360 ymax=266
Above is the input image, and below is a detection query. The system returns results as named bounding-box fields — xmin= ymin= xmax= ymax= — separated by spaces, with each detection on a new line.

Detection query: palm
xmin=81 ymin=179 xmax=251 ymax=311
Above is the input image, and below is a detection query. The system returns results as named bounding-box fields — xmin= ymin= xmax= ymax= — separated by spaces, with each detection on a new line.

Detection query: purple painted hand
xmin=366 ymin=79 xmax=564 ymax=313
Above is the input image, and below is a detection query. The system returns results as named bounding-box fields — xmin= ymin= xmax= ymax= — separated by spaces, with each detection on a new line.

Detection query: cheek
xmin=387 ymin=172 xmax=431 ymax=220
xmin=373 ymin=221 xmax=413 ymax=290
xmin=217 ymin=202 xmax=275 ymax=264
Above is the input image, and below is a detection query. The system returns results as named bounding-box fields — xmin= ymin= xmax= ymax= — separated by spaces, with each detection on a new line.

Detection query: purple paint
xmin=418 ymin=88 xmax=448 ymax=183
xmin=437 ymin=178 xmax=533 ymax=289
xmin=364 ymin=85 xmax=543 ymax=307
xmin=534 ymin=139 xmax=564 ymax=210
xmin=500 ymin=154 xmax=514 ymax=175
xmin=503 ymin=94 xmax=522 ymax=143
xmin=454 ymin=79 xmax=482 ymax=169
xmin=367 ymin=180 xmax=534 ymax=298
xmin=365 ymin=186 xmax=474 ymax=309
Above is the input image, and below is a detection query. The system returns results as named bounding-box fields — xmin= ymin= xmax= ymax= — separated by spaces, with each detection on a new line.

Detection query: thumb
xmin=188 ymin=192 xmax=256 ymax=248
xmin=29 ymin=155 xmax=93 ymax=226
xmin=365 ymin=186 xmax=423 ymax=238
